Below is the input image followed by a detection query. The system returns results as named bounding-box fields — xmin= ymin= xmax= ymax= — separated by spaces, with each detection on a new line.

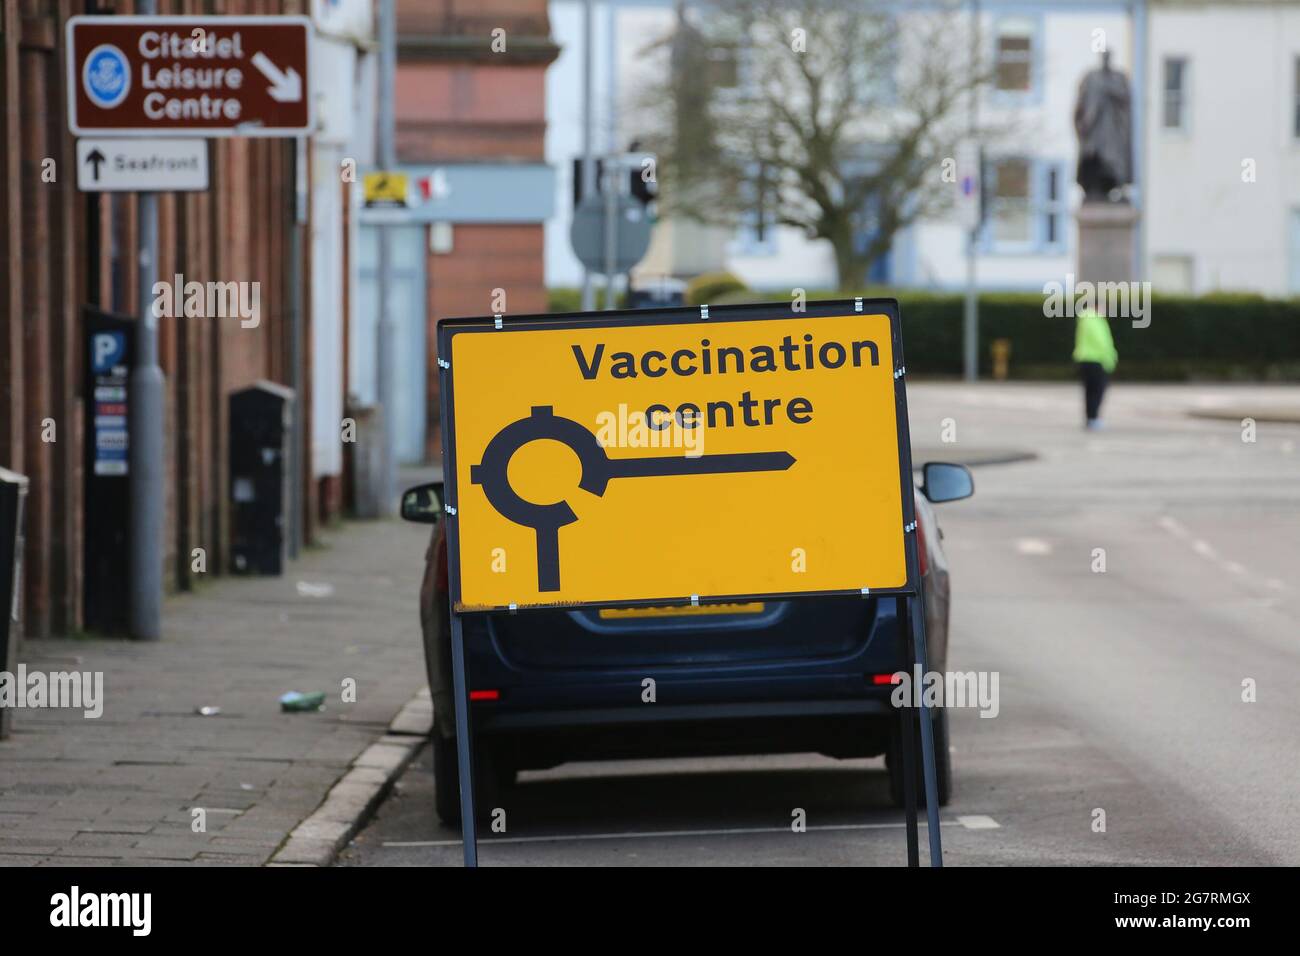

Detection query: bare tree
xmin=639 ymin=0 xmax=991 ymax=289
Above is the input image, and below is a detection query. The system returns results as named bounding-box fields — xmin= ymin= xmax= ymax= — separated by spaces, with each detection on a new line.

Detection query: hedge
xmin=547 ymin=287 xmax=626 ymax=313
xmin=706 ymin=288 xmax=1300 ymax=381
xmin=684 ymin=271 xmax=748 ymax=306
xmin=547 ymin=285 xmax=1300 ymax=380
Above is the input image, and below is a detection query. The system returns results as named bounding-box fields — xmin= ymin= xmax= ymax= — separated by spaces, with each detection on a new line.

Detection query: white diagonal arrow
xmin=251 ymin=51 xmax=302 ymax=103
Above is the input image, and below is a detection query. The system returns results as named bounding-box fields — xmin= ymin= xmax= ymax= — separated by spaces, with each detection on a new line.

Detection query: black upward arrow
xmin=85 ymin=148 xmax=106 ymax=181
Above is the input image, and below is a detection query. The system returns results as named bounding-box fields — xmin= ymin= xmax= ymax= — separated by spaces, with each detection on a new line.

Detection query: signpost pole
xmin=448 ymin=611 xmax=480 ymax=867
xmin=288 ymin=137 xmax=307 ymax=559
xmin=375 ymin=0 xmax=398 ymax=514
xmin=129 ymin=0 xmax=163 ymax=642
xmin=602 ymin=163 xmax=617 ymax=308
xmin=908 ymin=587 xmax=945 ymax=867
xmin=962 ymin=0 xmax=981 ymax=382
xmin=580 ymin=0 xmax=596 ymax=311
xmin=899 ymin=667 xmax=920 ymax=867
xmin=601 ymin=5 xmax=619 ymax=307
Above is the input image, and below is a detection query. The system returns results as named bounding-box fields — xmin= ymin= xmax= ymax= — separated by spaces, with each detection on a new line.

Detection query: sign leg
xmin=900 ymin=664 xmax=920 ymax=868
xmin=907 ymin=592 xmax=945 ymax=867
xmin=448 ymin=611 xmax=479 ymax=867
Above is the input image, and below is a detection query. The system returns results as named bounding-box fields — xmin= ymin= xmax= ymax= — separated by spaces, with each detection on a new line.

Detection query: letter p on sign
xmin=92 ymin=331 xmax=125 ymax=372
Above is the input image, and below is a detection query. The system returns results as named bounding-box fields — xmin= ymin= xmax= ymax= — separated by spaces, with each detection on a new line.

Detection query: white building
xmin=1147 ymin=0 xmax=1300 ymax=295
xmin=309 ymin=0 xmax=375 ymax=480
xmin=546 ymin=0 xmax=1300 ymax=298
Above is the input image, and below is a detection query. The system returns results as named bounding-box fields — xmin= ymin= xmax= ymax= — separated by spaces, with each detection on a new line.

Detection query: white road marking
xmin=955 ymin=814 xmax=1000 ymax=830
xmin=1159 ymin=516 xmax=1290 ymax=594
xmin=382 ymin=815 xmax=1001 ymax=848
xmin=1158 ymin=515 xmax=1189 ymax=538
xmin=1016 ymin=538 xmax=1052 ymax=555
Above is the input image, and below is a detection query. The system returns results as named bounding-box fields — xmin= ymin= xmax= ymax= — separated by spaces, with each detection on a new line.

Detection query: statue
xmin=1073 ymin=51 xmax=1133 ymax=202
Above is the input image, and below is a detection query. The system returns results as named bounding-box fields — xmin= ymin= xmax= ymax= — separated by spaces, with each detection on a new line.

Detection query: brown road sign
xmin=67 ymin=15 xmax=312 ymax=137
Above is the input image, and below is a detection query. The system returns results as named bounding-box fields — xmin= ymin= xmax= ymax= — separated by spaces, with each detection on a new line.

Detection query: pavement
xmin=0 ymin=513 xmax=432 ymax=866
xmin=3 ymin=382 xmax=1296 ymax=868
xmin=339 ymin=382 xmax=1300 ymax=866
xmin=1188 ymin=406 xmax=1300 ymax=424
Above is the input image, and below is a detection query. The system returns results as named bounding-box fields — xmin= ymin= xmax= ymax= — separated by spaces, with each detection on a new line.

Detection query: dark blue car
xmin=401 ymin=461 xmax=973 ymax=824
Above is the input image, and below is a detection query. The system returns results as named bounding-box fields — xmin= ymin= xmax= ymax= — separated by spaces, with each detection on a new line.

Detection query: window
xmin=1293 ymin=57 xmax=1300 ymax=138
xmin=981 ymin=157 xmax=1067 ymax=254
xmin=995 ymin=17 xmax=1034 ymax=92
xmin=990 ymin=158 xmax=1032 ymax=243
xmin=1163 ymin=56 xmax=1189 ymax=130
xmin=1153 ymin=255 xmax=1194 ymax=294
xmin=710 ymin=45 xmax=740 ymax=89
xmin=1042 ymin=164 xmax=1065 ymax=248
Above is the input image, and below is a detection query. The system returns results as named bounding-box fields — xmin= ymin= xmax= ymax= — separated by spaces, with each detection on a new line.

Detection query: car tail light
xmin=469 ymin=689 xmax=500 ymax=701
xmin=914 ymin=500 xmax=929 ymax=577
xmin=871 ymin=673 xmax=902 ymax=685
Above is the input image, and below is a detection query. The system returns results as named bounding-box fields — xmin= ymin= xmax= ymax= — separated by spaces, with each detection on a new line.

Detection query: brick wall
xmin=423 ymin=224 xmax=548 ymax=458
xmin=0 ymin=0 xmax=311 ymax=639
xmin=396 ymin=0 xmax=556 ymax=460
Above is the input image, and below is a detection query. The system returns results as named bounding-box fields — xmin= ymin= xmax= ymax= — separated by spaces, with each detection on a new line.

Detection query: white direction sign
xmin=76 ymin=138 xmax=209 ymax=192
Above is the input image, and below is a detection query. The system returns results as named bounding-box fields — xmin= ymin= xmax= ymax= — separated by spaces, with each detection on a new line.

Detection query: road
xmin=339 ymin=382 xmax=1300 ymax=866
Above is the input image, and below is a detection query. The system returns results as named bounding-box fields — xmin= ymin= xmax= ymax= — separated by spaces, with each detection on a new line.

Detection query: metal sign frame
xmin=65 ymin=15 xmax=314 ymax=138
xmin=435 ymin=299 xmax=943 ymax=868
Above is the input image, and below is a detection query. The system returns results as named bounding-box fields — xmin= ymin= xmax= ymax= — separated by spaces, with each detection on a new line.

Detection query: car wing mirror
xmin=921 ymin=462 xmax=974 ymax=504
xmin=400 ymin=481 xmax=444 ymax=524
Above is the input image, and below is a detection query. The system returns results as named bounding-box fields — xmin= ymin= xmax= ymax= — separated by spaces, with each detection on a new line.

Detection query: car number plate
xmin=598 ymin=602 xmax=766 ymax=620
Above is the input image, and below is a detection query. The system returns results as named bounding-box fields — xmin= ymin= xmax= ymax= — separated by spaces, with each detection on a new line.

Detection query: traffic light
xmin=572 ymin=153 xmax=658 ymax=208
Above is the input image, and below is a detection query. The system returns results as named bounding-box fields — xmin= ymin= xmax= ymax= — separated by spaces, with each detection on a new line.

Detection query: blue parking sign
xmin=91 ymin=331 xmax=126 ymax=374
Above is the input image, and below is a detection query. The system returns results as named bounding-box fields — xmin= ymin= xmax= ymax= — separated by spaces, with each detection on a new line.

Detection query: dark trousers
xmin=1078 ymin=361 xmax=1108 ymax=422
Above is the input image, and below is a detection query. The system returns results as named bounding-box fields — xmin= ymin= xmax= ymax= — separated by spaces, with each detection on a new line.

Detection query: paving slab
xmin=0 ymin=517 xmax=430 ymax=866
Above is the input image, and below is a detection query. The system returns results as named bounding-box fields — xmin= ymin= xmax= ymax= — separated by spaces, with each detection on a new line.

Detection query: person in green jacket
xmin=1073 ymin=308 xmax=1118 ymax=429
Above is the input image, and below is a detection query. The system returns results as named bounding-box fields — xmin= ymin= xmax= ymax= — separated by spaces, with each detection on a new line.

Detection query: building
xmin=0 ymin=0 xmax=374 ymax=640
xmin=353 ymin=0 xmax=558 ymax=464
xmin=310 ymin=0 xmax=376 ymax=517
xmin=1146 ymin=0 xmax=1300 ymax=295
xmin=546 ymin=0 xmax=1300 ymax=298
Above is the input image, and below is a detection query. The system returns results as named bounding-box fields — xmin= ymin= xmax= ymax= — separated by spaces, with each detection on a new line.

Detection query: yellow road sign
xmin=363 ymin=170 xmax=408 ymax=207
xmin=439 ymin=302 xmax=915 ymax=611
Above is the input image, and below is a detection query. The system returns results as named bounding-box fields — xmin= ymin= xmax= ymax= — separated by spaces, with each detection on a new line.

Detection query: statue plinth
xmin=1075 ymin=202 xmax=1138 ymax=286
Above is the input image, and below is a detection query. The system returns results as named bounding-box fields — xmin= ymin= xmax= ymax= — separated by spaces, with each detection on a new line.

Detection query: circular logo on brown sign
xmin=82 ymin=44 xmax=131 ymax=110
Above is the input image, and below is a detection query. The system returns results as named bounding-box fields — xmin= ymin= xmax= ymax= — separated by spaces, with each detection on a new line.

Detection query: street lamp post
xmin=581 ymin=0 xmax=596 ymax=311
xmin=963 ymin=0 xmax=981 ymax=383
xmin=375 ymin=0 xmax=398 ymax=513
xmin=129 ymin=0 xmax=163 ymax=640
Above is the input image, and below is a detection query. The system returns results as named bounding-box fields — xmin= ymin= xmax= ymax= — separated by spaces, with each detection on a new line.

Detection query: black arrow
xmin=85 ymin=148 xmax=106 ymax=182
